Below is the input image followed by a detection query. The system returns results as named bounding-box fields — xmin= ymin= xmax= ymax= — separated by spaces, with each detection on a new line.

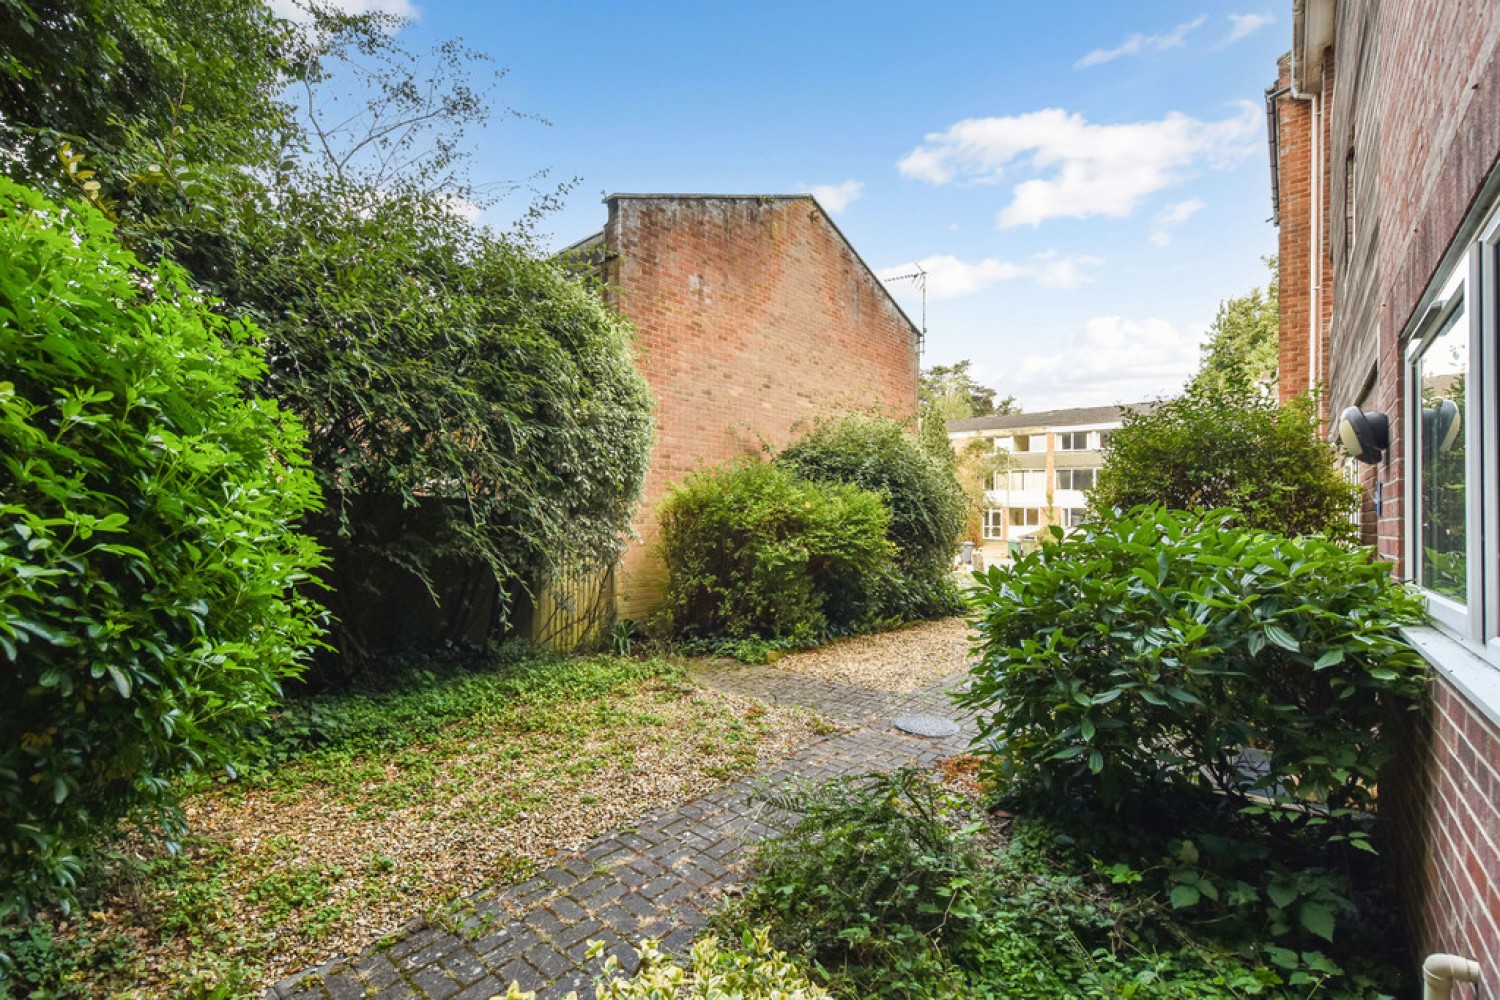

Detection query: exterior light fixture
xmin=1338 ymin=406 xmax=1389 ymax=464
xmin=1422 ymin=398 xmax=1461 ymax=455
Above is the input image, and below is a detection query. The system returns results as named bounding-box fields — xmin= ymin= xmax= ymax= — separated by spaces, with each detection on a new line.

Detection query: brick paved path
xmin=265 ymin=660 xmax=978 ymax=1000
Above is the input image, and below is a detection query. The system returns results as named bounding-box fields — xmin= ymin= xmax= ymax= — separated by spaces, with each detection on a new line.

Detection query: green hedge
xmin=0 ymin=178 xmax=324 ymax=916
xmin=657 ymin=461 xmax=893 ymax=640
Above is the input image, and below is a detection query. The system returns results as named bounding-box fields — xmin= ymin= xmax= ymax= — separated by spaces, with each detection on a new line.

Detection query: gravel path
xmin=266 ymin=617 xmax=977 ymax=1000
xmin=766 ymin=616 xmax=975 ymax=692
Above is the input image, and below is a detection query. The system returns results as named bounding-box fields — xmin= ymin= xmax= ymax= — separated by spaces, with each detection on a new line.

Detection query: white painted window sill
xmin=1402 ymin=625 xmax=1500 ymax=731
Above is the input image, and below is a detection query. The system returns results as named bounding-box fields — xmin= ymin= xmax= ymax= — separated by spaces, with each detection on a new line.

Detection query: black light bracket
xmin=1338 ymin=406 xmax=1389 ymax=464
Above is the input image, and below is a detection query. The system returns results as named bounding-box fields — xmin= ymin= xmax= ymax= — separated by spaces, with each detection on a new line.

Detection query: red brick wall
xmin=601 ymin=195 xmax=920 ymax=619
xmin=1391 ymin=683 xmax=1500 ymax=992
xmin=1280 ymin=0 xmax=1500 ymax=988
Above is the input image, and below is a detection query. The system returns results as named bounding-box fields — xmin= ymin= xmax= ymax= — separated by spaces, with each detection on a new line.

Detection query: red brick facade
xmin=594 ymin=195 xmax=920 ymax=619
xmin=1273 ymin=1 xmax=1500 ymax=989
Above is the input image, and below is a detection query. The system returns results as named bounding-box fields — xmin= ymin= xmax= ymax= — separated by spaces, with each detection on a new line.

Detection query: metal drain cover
xmin=894 ymin=714 xmax=961 ymax=738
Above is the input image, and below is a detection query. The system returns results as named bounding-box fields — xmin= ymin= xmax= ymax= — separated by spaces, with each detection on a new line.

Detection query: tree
xmin=919 ymin=360 xmax=1018 ymax=420
xmin=1191 ymin=257 xmax=1279 ymax=393
xmin=0 ymin=0 xmax=290 ymax=197
xmin=1090 ymin=381 xmax=1359 ymax=542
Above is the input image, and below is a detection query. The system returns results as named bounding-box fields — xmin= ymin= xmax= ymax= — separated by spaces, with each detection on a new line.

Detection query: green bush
xmin=1091 ymin=383 xmax=1360 ymax=542
xmin=723 ymin=769 xmax=988 ymax=997
xmin=779 ymin=413 xmax=965 ymax=577
xmin=0 ymin=178 xmax=324 ymax=917
xmin=657 ymin=461 xmax=893 ymax=640
xmin=961 ymin=505 xmax=1424 ymax=812
xmin=720 ymin=772 xmax=1354 ymax=998
xmin=959 ymin=505 xmax=1425 ymax=951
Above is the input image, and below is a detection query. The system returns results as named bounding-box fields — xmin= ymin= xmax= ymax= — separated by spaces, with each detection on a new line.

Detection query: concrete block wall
xmin=599 ymin=195 xmax=920 ymax=621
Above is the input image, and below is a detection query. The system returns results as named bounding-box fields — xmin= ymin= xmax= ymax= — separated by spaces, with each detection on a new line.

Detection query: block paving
xmin=264 ymin=660 xmax=978 ymax=999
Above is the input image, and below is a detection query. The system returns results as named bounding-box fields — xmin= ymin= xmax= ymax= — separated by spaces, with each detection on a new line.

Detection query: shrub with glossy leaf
xmin=657 ymin=461 xmax=893 ymax=640
xmin=959 ymin=505 xmax=1425 ymax=813
xmin=0 ymin=178 xmax=324 ymax=917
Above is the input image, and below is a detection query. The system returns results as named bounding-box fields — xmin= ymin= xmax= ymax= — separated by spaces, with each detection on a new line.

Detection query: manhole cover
xmin=893 ymin=714 xmax=961 ymax=738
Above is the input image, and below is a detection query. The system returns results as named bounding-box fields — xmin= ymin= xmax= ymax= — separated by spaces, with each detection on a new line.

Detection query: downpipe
xmin=1423 ymin=953 xmax=1480 ymax=1000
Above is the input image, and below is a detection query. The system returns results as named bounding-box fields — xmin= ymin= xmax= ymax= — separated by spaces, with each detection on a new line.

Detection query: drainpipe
xmin=1423 ymin=953 xmax=1480 ymax=1000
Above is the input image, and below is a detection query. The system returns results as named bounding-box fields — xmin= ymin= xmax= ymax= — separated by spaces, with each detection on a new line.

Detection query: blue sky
xmin=298 ymin=1 xmax=1287 ymax=410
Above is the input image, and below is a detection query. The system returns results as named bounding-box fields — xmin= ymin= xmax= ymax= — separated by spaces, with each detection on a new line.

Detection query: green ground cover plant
xmin=0 ymin=177 xmax=324 ymax=919
xmin=719 ymin=768 xmax=1363 ymax=999
xmin=0 ymin=648 xmax=823 ymax=998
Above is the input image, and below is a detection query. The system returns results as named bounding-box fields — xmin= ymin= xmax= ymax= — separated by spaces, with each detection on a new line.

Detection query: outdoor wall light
xmin=1338 ymin=406 xmax=1389 ymax=464
xmin=1422 ymin=398 xmax=1461 ymax=455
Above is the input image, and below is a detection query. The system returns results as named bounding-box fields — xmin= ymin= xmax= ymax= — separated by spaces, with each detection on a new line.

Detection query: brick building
xmin=565 ymin=194 xmax=921 ymax=622
xmin=1269 ymin=0 xmax=1500 ymax=987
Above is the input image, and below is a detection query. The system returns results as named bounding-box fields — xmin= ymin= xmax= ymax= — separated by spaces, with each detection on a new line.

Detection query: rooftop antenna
xmin=883 ymin=262 xmax=927 ymax=354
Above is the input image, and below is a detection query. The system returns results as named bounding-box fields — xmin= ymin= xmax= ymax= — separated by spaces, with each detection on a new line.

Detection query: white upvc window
xmin=1007 ymin=469 xmax=1046 ymax=493
xmin=1057 ymin=431 xmax=1090 ymax=451
xmin=1061 ymin=507 xmax=1089 ymax=529
xmin=1404 ymin=197 xmax=1500 ymax=665
xmin=1056 ymin=468 xmax=1097 ymax=492
xmin=982 ymin=509 xmax=1005 ymax=540
xmin=1009 ymin=507 xmax=1041 ymax=528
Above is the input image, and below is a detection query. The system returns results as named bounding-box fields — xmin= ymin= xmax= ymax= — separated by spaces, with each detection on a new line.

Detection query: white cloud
xmin=877 ymin=252 xmax=1102 ymax=300
xmin=1075 ymin=16 xmax=1206 ymax=69
xmin=1149 ymin=197 xmax=1205 ymax=246
xmin=270 ymin=0 xmax=419 ymax=23
xmin=1004 ymin=317 xmax=1207 ymax=407
xmin=803 ymin=180 xmax=864 ymax=214
xmin=1224 ymin=13 xmax=1275 ymax=44
xmin=897 ymin=105 xmax=1260 ymax=228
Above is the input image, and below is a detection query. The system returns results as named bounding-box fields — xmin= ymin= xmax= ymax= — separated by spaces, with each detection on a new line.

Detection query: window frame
xmin=1403 ymin=199 xmax=1500 ymax=664
xmin=982 ymin=509 xmax=1005 ymax=540
xmin=1057 ymin=431 xmax=1089 ymax=451
xmin=1056 ymin=467 xmax=1097 ymax=492
xmin=1008 ymin=507 xmax=1041 ymax=528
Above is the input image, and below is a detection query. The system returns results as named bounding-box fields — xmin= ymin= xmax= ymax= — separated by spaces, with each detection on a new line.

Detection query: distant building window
xmin=1056 ymin=468 xmax=1097 ymax=491
xmin=1096 ymin=430 xmax=1114 ymax=450
xmin=1061 ymin=507 xmax=1089 ymax=529
xmin=1007 ymin=469 xmax=1046 ymax=493
xmin=1009 ymin=507 xmax=1041 ymax=528
xmin=982 ymin=509 xmax=1005 ymax=539
xmin=1013 ymin=434 xmax=1032 ymax=452
xmin=1057 ymin=431 xmax=1090 ymax=451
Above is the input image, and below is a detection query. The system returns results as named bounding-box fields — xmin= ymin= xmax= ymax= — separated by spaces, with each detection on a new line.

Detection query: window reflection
xmin=1415 ymin=305 xmax=1467 ymax=601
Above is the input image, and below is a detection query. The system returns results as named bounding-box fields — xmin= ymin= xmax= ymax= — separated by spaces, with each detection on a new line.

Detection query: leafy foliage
xmin=0 ymin=0 xmax=290 ymax=193
xmin=1091 ymin=382 xmax=1360 ymax=542
xmin=720 ymin=771 xmax=1361 ymax=998
xmin=919 ymin=361 xmax=1017 ymax=421
xmin=779 ymin=413 xmax=966 ymax=623
xmin=1191 ymin=257 xmax=1279 ymax=394
xmin=959 ymin=505 xmax=1425 ymax=951
xmin=510 ymin=930 xmax=828 ymax=999
xmin=725 ymin=769 xmax=990 ymax=996
xmin=657 ymin=461 xmax=894 ymax=640
xmin=0 ymin=178 xmax=324 ymax=917
xmin=228 ymin=180 xmax=653 ymax=665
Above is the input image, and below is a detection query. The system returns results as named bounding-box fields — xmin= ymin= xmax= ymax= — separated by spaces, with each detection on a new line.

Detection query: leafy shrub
xmin=501 ymin=930 xmax=828 ymax=999
xmin=722 ymin=769 xmax=988 ymax=996
xmin=0 ymin=178 xmax=325 ymax=917
xmin=959 ymin=505 xmax=1425 ymax=950
xmin=719 ymin=770 xmax=1366 ymax=998
xmin=657 ymin=461 xmax=893 ymax=639
xmin=1091 ymin=383 xmax=1360 ymax=542
xmin=779 ymin=413 xmax=965 ymax=577
xmin=961 ymin=505 xmax=1424 ymax=813
xmin=235 ymin=182 xmax=654 ymax=667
